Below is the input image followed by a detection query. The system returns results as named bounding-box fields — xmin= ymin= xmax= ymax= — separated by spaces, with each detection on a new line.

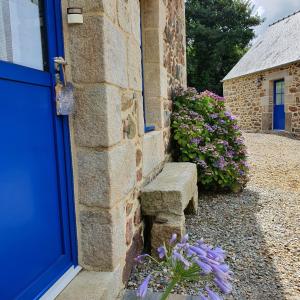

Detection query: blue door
xmin=0 ymin=1 xmax=77 ymax=299
xmin=273 ymin=80 xmax=285 ymax=130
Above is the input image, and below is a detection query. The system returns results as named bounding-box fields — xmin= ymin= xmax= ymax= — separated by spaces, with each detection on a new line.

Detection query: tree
xmin=186 ymin=0 xmax=263 ymax=95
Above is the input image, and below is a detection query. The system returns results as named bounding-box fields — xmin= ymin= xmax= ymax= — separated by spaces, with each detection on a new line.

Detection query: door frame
xmin=51 ymin=0 xmax=78 ymax=267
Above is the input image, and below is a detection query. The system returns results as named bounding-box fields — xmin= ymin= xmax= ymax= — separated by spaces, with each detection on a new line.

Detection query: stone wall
xmin=223 ymin=62 xmax=300 ymax=136
xmin=164 ymin=0 xmax=187 ymax=97
xmin=61 ymin=0 xmax=186 ymax=297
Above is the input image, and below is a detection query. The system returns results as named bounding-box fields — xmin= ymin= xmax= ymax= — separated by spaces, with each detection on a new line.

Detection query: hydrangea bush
xmin=171 ymin=88 xmax=249 ymax=192
xmin=135 ymin=234 xmax=233 ymax=300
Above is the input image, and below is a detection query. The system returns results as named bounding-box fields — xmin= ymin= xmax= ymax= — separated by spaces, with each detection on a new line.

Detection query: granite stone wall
xmin=223 ymin=62 xmax=300 ymax=136
xmin=60 ymin=0 xmax=187 ymax=296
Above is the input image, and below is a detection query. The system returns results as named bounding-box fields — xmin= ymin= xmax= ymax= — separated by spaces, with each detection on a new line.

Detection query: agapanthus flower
xmin=205 ymin=286 xmax=223 ymax=300
xmin=181 ymin=234 xmax=189 ymax=243
xmin=214 ymin=277 xmax=233 ymax=294
xmin=194 ymin=258 xmax=213 ymax=274
xmin=172 ymin=251 xmax=190 ymax=269
xmin=134 ymin=254 xmax=149 ymax=264
xmin=157 ymin=246 xmax=166 ymax=259
xmin=169 ymin=233 xmax=177 ymax=244
xmin=189 ymin=245 xmax=207 ymax=257
xmin=207 ymin=247 xmax=226 ymax=262
xmin=136 ymin=274 xmax=151 ymax=298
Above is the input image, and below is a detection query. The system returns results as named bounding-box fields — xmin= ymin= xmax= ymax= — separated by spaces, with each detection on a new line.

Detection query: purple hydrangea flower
xmin=157 ymin=246 xmax=166 ymax=259
xmin=137 ymin=274 xmax=151 ymax=298
xmin=214 ymin=157 xmax=227 ymax=170
xmin=195 ymin=158 xmax=208 ymax=169
xmin=191 ymin=137 xmax=202 ymax=145
xmin=210 ymin=113 xmax=219 ymax=119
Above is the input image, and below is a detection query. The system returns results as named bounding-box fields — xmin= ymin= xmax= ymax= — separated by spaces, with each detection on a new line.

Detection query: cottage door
xmin=0 ymin=1 xmax=76 ymax=299
xmin=273 ymin=80 xmax=285 ymax=130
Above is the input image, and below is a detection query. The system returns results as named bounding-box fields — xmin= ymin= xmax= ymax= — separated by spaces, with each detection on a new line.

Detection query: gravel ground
xmin=128 ymin=133 xmax=300 ymax=299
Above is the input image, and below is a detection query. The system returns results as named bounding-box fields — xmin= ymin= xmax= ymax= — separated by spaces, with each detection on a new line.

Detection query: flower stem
xmin=160 ymin=278 xmax=179 ymax=300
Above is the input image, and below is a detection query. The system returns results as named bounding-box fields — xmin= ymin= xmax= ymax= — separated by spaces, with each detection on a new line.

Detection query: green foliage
xmin=171 ymin=88 xmax=249 ymax=192
xmin=186 ymin=0 xmax=263 ymax=94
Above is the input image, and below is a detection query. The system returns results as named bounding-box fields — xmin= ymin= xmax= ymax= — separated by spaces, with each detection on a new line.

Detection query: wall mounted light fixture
xmin=67 ymin=7 xmax=83 ymax=24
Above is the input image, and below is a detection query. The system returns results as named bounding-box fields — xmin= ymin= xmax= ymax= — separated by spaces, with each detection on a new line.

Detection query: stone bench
xmin=141 ymin=162 xmax=198 ymax=251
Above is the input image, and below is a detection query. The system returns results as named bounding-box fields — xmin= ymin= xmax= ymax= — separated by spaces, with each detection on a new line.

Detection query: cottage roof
xmin=223 ymin=10 xmax=300 ymax=81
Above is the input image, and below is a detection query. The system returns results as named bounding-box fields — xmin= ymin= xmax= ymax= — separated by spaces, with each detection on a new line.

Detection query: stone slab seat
xmin=140 ymin=162 xmax=198 ymax=251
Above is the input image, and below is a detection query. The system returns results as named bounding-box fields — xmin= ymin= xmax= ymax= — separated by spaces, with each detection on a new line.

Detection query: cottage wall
xmin=223 ymin=62 xmax=300 ymax=136
xmin=60 ymin=0 xmax=186 ymax=297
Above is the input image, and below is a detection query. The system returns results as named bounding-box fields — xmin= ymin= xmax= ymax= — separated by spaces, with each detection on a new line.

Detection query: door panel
xmin=0 ymin=1 xmax=76 ymax=299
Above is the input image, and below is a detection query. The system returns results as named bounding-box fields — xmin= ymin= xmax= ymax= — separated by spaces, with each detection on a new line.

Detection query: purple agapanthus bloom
xmin=194 ymin=258 xmax=213 ymax=274
xmin=205 ymin=286 xmax=223 ymax=300
xmin=189 ymin=245 xmax=207 ymax=257
xmin=137 ymin=275 xmax=151 ymax=298
xmin=207 ymin=247 xmax=226 ymax=262
xmin=169 ymin=233 xmax=177 ymax=244
xmin=134 ymin=254 xmax=149 ymax=264
xmin=157 ymin=246 xmax=166 ymax=259
xmin=214 ymin=277 xmax=233 ymax=294
xmin=181 ymin=234 xmax=189 ymax=243
xmin=172 ymin=251 xmax=190 ymax=269
xmin=198 ymin=291 xmax=209 ymax=300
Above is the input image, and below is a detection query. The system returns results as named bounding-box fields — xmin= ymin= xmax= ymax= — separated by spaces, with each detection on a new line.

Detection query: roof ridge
xmin=269 ymin=9 xmax=300 ymax=27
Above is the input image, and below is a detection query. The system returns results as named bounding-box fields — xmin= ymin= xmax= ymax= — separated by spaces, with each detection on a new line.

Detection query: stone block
xmin=130 ymin=0 xmax=142 ymax=44
xmin=79 ymin=205 xmax=126 ymax=271
xmin=151 ymin=217 xmax=185 ymax=253
xmin=57 ymin=267 xmax=123 ymax=300
xmin=74 ymin=84 xmax=122 ymax=148
xmin=144 ymin=63 xmax=168 ymax=99
xmin=77 ymin=142 xmax=136 ymax=208
xmin=137 ymin=94 xmax=145 ymax=136
xmin=117 ymin=0 xmax=131 ymax=33
xmin=262 ymin=113 xmax=272 ymax=131
xmin=70 ymin=15 xmax=127 ymax=87
xmin=144 ymin=97 xmax=164 ymax=129
xmin=142 ymin=131 xmax=165 ymax=177
xmin=141 ymin=163 xmax=197 ymax=217
xmin=69 ymin=0 xmax=117 ymax=21
xmin=127 ymin=38 xmax=142 ymax=91
xmin=143 ymin=29 xmax=163 ymax=64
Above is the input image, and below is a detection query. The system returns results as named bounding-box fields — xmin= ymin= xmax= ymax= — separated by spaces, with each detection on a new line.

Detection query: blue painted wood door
xmin=0 ymin=1 xmax=77 ymax=299
xmin=273 ymin=80 xmax=285 ymax=130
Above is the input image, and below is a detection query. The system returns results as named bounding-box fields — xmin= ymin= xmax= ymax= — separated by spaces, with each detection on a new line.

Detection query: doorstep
xmin=56 ymin=264 xmax=123 ymax=300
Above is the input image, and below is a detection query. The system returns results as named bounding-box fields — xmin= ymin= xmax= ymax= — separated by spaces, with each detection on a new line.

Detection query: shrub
xmin=171 ymin=88 xmax=249 ymax=192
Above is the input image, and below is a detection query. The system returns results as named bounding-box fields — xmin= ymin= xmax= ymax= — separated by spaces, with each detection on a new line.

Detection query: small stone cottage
xmin=0 ymin=1 xmax=193 ymax=299
xmin=223 ymin=11 xmax=300 ymax=136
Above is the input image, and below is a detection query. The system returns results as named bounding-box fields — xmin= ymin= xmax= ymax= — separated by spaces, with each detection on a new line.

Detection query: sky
xmin=251 ymin=0 xmax=300 ymax=39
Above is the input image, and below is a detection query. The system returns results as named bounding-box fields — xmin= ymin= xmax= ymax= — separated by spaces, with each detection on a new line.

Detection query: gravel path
xmin=128 ymin=133 xmax=300 ymax=299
